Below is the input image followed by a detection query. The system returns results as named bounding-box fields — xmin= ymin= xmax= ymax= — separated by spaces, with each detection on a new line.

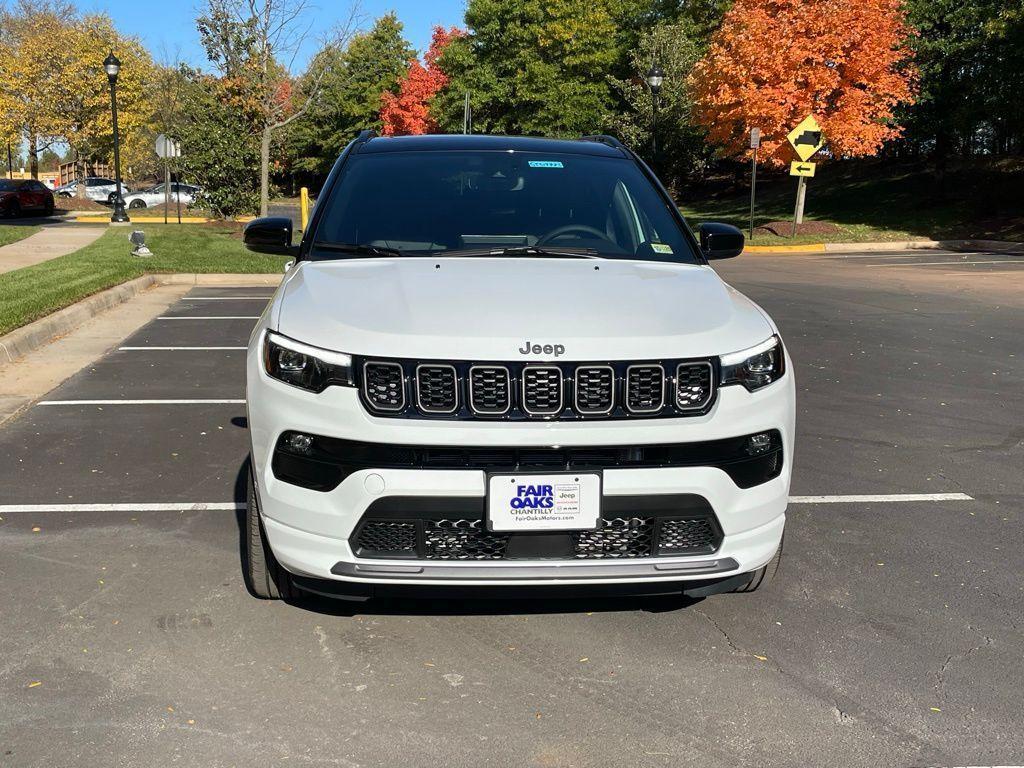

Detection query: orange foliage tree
xmin=690 ymin=0 xmax=916 ymax=166
xmin=380 ymin=26 xmax=464 ymax=136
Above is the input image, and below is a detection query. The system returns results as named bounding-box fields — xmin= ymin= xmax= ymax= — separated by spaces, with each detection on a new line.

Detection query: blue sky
xmin=79 ymin=0 xmax=467 ymax=69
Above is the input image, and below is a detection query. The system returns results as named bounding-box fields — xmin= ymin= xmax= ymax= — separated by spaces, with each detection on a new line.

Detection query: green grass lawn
xmin=0 ymin=224 xmax=42 ymax=248
xmin=0 ymin=224 xmax=290 ymax=337
xmin=678 ymin=157 xmax=1024 ymax=245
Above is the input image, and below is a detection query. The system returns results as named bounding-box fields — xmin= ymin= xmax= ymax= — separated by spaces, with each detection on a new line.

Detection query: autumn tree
xmin=690 ymin=0 xmax=916 ymax=166
xmin=380 ymin=26 xmax=463 ymax=136
xmin=196 ymin=0 xmax=358 ymax=215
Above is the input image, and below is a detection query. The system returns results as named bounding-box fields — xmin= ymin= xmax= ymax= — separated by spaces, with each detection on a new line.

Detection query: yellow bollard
xmin=299 ymin=186 xmax=310 ymax=232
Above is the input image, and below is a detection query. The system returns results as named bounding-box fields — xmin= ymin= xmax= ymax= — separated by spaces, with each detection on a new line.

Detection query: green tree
xmin=176 ymin=69 xmax=259 ymax=218
xmin=287 ymin=13 xmax=413 ymax=180
xmin=434 ymin=0 xmax=620 ymax=136
xmin=610 ymin=21 xmax=711 ymax=183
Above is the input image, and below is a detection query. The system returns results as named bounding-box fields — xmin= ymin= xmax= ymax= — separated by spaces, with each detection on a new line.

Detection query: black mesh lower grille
xmin=354 ymin=510 xmax=722 ymax=561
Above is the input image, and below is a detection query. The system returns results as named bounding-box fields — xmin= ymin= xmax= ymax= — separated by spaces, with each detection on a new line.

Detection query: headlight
xmin=720 ymin=335 xmax=785 ymax=392
xmin=262 ymin=331 xmax=354 ymax=392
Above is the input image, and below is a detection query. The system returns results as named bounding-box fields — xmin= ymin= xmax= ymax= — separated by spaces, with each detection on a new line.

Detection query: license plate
xmin=487 ymin=473 xmax=601 ymax=532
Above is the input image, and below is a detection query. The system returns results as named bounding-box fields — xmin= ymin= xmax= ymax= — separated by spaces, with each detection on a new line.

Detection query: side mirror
xmin=244 ymin=217 xmax=297 ymax=256
xmin=698 ymin=222 xmax=745 ymax=260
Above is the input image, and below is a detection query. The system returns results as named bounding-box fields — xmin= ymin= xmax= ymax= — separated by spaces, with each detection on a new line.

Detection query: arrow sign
xmin=789 ymin=161 xmax=816 ymax=177
xmin=787 ymin=115 xmax=825 ymax=161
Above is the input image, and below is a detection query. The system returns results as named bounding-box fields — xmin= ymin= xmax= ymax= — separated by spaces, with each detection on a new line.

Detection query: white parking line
xmin=118 ymin=346 xmax=247 ymax=351
xmin=789 ymin=493 xmax=972 ymax=503
xmin=0 ymin=502 xmax=245 ymax=513
xmin=0 ymin=493 xmax=974 ymax=514
xmin=157 ymin=316 xmax=260 ymax=320
xmin=38 ymin=399 xmax=244 ymax=405
xmin=876 ymin=260 xmax=1020 ymax=268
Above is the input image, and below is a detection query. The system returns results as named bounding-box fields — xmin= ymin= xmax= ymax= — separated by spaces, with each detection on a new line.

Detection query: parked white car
xmin=54 ymin=177 xmax=131 ymax=204
xmin=123 ymin=183 xmax=201 ymax=210
xmin=242 ymin=133 xmax=795 ymax=603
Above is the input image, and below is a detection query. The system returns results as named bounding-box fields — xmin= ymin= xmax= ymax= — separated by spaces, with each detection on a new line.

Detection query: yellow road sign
xmin=787 ymin=115 xmax=825 ymax=161
xmin=789 ymin=161 xmax=816 ymax=177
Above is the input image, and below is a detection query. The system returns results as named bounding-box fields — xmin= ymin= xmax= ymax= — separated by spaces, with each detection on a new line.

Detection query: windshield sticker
xmin=527 ymin=160 xmax=564 ymax=169
xmin=651 ymin=243 xmax=674 ymax=254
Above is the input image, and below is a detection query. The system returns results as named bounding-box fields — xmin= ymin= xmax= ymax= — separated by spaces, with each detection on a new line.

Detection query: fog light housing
xmin=286 ymin=433 xmax=314 ymax=455
xmin=747 ymin=432 xmax=772 ymax=455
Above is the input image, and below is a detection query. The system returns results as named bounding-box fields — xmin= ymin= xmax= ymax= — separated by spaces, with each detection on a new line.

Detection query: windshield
xmin=310 ymin=150 xmax=697 ymax=263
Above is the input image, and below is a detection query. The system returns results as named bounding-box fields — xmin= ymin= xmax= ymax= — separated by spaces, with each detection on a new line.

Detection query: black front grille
xmin=351 ymin=497 xmax=724 ymax=561
xmin=675 ymin=362 xmax=714 ymax=410
xmin=469 ymin=366 xmax=511 ymax=414
xmin=626 ymin=365 xmax=665 ymax=413
xmin=416 ymin=365 xmax=458 ymax=413
xmin=356 ymin=357 xmax=720 ymax=421
xmin=575 ymin=366 xmax=614 ymax=414
xmin=272 ymin=429 xmax=785 ymax=493
xmin=522 ymin=366 xmax=562 ymax=415
xmin=363 ymin=362 xmax=405 ymax=411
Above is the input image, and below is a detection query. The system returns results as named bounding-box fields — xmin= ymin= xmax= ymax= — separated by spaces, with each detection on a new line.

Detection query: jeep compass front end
xmin=243 ymin=133 xmax=795 ymax=601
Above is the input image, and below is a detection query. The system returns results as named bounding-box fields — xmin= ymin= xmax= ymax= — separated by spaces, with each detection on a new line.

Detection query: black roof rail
xmin=354 ymin=129 xmax=376 ymax=144
xmin=580 ymin=134 xmax=626 ymax=151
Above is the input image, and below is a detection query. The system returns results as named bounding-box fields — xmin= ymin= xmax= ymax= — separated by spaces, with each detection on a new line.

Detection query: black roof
xmin=356 ymin=134 xmax=627 ymax=158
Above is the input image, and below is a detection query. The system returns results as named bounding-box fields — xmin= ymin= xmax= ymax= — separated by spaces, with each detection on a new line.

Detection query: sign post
xmin=749 ymin=128 xmax=760 ymax=240
xmin=786 ymin=115 xmax=825 ymax=237
xmin=155 ymin=134 xmax=182 ymax=224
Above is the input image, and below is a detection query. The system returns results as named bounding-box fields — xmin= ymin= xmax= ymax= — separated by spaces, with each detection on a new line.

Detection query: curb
xmin=743 ymin=238 xmax=1023 ymax=255
xmin=0 ymin=272 xmax=281 ymax=367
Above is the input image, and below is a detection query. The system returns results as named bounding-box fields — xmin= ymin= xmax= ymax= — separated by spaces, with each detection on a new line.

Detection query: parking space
xmin=1 ymin=260 xmax=1022 ymax=767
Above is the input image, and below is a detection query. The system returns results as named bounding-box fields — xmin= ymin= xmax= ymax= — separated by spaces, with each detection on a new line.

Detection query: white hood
xmin=275 ymin=257 xmax=773 ymax=361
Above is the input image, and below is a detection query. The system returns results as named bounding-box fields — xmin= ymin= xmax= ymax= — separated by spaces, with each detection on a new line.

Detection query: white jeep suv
xmin=243 ymin=133 xmax=794 ymax=602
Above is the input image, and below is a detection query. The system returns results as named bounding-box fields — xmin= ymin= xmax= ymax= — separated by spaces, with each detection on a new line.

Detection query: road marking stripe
xmin=876 ymin=260 xmax=1021 ymax=267
xmin=118 ymin=346 xmax=247 ymax=351
xmin=789 ymin=493 xmax=972 ymax=503
xmin=157 ymin=316 xmax=259 ymax=320
xmin=38 ymin=399 xmax=244 ymax=405
xmin=0 ymin=493 xmax=974 ymax=514
xmin=0 ymin=502 xmax=245 ymax=513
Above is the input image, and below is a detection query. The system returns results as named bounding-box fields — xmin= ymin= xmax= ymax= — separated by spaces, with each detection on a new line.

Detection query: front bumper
xmin=247 ymin=342 xmax=795 ymax=588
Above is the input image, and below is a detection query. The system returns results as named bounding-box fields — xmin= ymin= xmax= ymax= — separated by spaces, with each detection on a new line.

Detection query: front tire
xmin=245 ymin=467 xmax=298 ymax=600
xmin=733 ymin=533 xmax=784 ymax=593
xmin=129 ymin=199 xmax=146 ymax=209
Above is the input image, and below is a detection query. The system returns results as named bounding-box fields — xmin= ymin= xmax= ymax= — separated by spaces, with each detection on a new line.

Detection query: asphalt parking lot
xmin=1 ymin=248 xmax=1022 ymax=767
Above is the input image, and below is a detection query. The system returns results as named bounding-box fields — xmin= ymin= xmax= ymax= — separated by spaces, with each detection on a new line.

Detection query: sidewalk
xmin=0 ymin=225 xmax=105 ymax=275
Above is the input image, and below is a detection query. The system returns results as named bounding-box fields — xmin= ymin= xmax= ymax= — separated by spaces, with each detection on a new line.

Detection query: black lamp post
xmin=646 ymin=63 xmax=665 ymax=161
xmin=104 ymin=51 xmax=129 ymax=223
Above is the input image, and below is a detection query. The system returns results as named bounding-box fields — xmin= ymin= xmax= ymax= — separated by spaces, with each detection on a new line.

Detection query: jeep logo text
xmin=519 ymin=341 xmax=565 ymax=357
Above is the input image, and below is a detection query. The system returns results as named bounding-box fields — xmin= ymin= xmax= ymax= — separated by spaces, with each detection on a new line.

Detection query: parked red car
xmin=0 ymin=178 xmax=56 ymax=218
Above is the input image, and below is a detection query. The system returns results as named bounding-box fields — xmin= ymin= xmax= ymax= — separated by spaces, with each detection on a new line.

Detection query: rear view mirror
xmin=698 ymin=222 xmax=745 ymax=260
xmin=244 ymin=217 xmax=297 ymax=256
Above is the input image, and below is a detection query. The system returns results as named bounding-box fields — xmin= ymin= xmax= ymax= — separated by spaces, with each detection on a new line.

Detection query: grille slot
xmin=521 ymin=366 xmax=563 ymax=416
xmin=469 ymin=366 xmax=511 ymax=415
xmin=575 ymin=366 xmax=614 ymax=415
xmin=573 ymin=517 xmax=655 ymax=558
xmin=658 ymin=518 xmax=718 ymax=554
xmin=675 ymin=362 xmax=714 ymax=411
xmin=416 ymin=364 xmax=458 ymax=414
xmin=363 ymin=361 xmax=405 ymax=412
xmin=625 ymin=365 xmax=665 ymax=413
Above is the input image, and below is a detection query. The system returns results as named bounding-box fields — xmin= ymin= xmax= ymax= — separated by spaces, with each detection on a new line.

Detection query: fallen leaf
xmin=32 ymin=526 xmax=41 ymax=532
xmin=27 ymin=681 xmax=42 ymax=688
xmin=753 ymin=654 xmax=768 ymax=661
xmin=930 ymin=707 xmax=941 ymax=712
xmin=578 ymin=657 xmax=589 ymax=663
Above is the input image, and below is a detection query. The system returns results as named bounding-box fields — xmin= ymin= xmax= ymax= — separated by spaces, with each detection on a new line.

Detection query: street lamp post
xmin=104 ymin=51 xmax=129 ymax=223
xmin=646 ymin=63 xmax=665 ymax=163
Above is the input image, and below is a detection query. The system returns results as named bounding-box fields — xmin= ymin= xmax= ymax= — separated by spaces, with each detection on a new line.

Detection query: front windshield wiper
xmin=311 ymin=242 xmax=406 ymax=258
xmin=444 ymin=245 xmax=603 ymax=260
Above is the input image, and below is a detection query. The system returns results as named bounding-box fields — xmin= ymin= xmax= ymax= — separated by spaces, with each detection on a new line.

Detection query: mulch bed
xmin=55 ymin=198 xmax=110 ymax=213
xmin=754 ymin=220 xmax=842 ymax=237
